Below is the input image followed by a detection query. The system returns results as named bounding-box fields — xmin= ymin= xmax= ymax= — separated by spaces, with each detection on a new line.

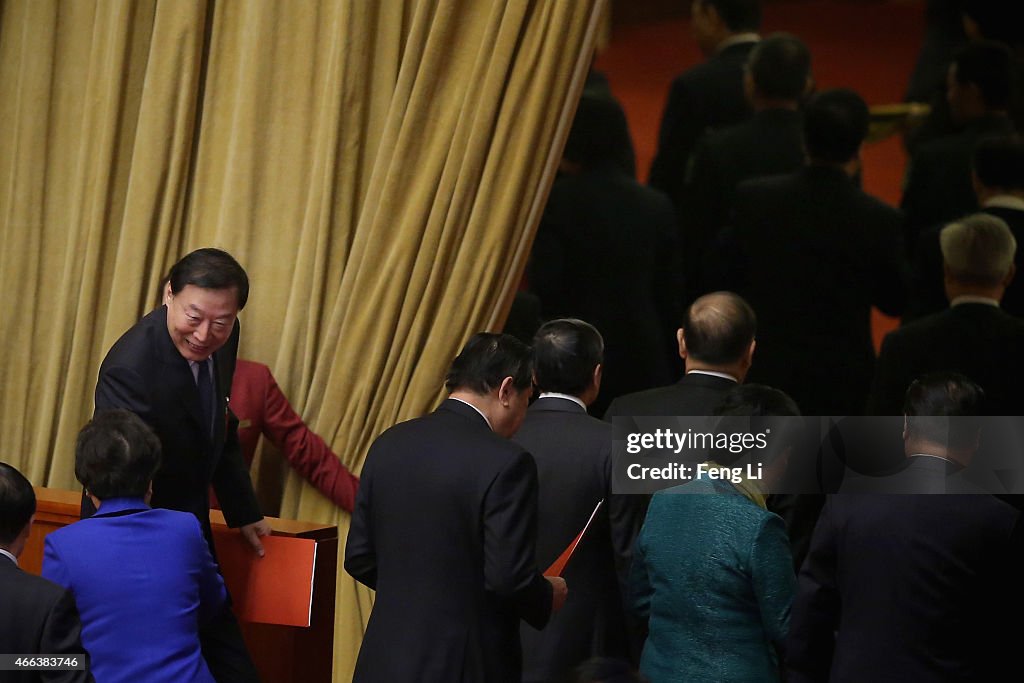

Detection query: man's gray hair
xmin=940 ymin=213 xmax=1017 ymax=286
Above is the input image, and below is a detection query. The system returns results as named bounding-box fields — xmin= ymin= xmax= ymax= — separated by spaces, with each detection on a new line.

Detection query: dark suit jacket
xmin=0 ymin=557 xmax=92 ymax=683
xmin=529 ymin=162 xmax=680 ymax=416
xmin=868 ymin=302 xmax=1024 ymax=416
xmin=344 ymin=399 xmax=552 ymax=683
xmin=648 ymin=39 xmax=757 ymax=204
xmin=786 ymin=493 xmax=1024 ymax=683
xmin=42 ymin=500 xmax=227 ymax=683
xmin=681 ymin=107 xmax=806 ymax=300
xmin=718 ymin=165 xmax=906 ymax=416
xmin=603 ymin=372 xmax=737 ymax=419
xmin=900 ymin=114 xmax=1016 ymax=254
xmin=512 ymin=397 xmax=643 ymax=681
xmin=905 ymin=203 xmax=1024 ymax=321
xmin=93 ymin=306 xmax=261 ymax=545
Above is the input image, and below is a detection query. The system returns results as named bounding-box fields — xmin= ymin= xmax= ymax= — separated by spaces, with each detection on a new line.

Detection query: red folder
xmin=213 ymin=531 xmax=317 ymax=627
xmin=544 ymin=499 xmax=604 ymax=577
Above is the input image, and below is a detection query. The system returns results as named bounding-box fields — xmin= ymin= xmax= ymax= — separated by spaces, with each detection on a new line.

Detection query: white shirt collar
xmin=449 ymin=396 xmax=493 ymax=431
xmin=686 ymin=369 xmax=739 ymax=382
xmin=951 ymin=295 xmax=1000 ymax=308
xmin=983 ymin=195 xmax=1024 ymax=212
xmin=0 ymin=548 xmax=18 ymax=567
xmin=538 ymin=392 xmax=587 ymax=410
xmin=717 ymin=33 xmax=760 ymax=53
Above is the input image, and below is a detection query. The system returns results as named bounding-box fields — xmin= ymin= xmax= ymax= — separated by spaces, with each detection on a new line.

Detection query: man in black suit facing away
xmin=869 ymin=212 xmax=1024 ymax=416
xmin=648 ymin=0 xmax=762 ymax=202
xmin=514 ymin=319 xmax=645 ymax=681
xmin=345 ymin=333 xmax=568 ymax=683
xmin=901 ymin=39 xmax=1016 ymax=255
xmin=604 ymin=291 xmax=756 ymax=419
xmin=0 ymin=462 xmax=93 ymax=683
xmin=906 ymin=135 xmax=1024 ymax=320
xmin=92 ymin=248 xmax=267 ymax=682
xmin=788 ymin=373 xmax=1024 ymax=683
xmin=716 ymin=88 xmax=905 ymax=416
xmin=529 ymin=94 xmax=680 ymax=416
xmin=680 ymin=32 xmax=812 ymax=301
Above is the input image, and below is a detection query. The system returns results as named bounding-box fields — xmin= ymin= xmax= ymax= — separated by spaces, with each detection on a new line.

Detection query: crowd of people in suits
xmin=525 ymin=0 xmax=1024 ymax=420
xmin=505 ymin=0 xmax=1024 ymax=681
xmin=4 ymin=1 xmax=1024 ymax=682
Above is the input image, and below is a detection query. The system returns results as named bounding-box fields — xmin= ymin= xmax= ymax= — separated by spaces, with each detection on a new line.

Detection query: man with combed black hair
xmin=907 ymin=135 xmax=1024 ymax=320
xmin=345 ymin=333 xmax=567 ymax=683
xmin=0 ymin=462 xmax=93 ymax=683
xmin=649 ymin=0 xmax=762 ymax=203
xmin=788 ymin=372 xmax=1024 ymax=683
xmin=680 ymin=32 xmax=812 ymax=301
xmin=514 ymin=319 xmax=644 ymax=680
xmin=902 ymin=40 xmax=1017 ymax=253
xmin=92 ymin=247 xmax=266 ymax=681
xmin=603 ymin=292 xmax=757 ymax=419
xmin=717 ymin=88 xmax=905 ymax=416
xmin=869 ymin=213 xmax=1024 ymax=416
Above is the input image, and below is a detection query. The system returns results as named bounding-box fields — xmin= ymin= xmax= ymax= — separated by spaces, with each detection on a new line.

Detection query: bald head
xmin=679 ymin=292 xmax=757 ymax=377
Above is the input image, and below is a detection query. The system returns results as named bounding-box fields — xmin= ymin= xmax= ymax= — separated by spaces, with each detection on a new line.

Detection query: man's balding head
xmin=678 ymin=292 xmax=757 ymax=378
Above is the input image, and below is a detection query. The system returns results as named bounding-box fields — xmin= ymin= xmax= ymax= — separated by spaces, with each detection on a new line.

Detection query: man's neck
xmin=685 ymin=367 xmax=739 ymax=382
xmin=716 ymin=33 xmax=759 ymax=53
xmin=448 ymin=391 xmax=494 ymax=431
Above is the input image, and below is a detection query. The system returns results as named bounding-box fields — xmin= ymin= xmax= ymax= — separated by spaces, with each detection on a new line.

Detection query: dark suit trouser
xmin=201 ymin=607 xmax=260 ymax=683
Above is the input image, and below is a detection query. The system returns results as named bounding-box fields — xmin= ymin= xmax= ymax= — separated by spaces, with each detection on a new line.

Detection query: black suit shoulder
xmin=0 ymin=563 xmax=92 ymax=682
xmin=604 ymin=375 xmax=736 ymax=418
xmin=870 ymin=305 xmax=1024 ymax=415
xmin=648 ymin=41 xmax=755 ymax=196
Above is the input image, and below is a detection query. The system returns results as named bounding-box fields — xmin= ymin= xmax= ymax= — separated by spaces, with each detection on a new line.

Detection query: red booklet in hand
xmin=545 ymin=499 xmax=604 ymax=577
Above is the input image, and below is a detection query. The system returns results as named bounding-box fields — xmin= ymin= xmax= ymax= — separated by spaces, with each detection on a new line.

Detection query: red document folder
xmin=545 ymin=499 xmax=604 ymax=577
xmin=213 ymin=531 xmax=318 ymax=627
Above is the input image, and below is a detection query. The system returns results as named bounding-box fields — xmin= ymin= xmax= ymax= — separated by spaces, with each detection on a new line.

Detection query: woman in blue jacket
xmin=43 ymin=409 xmax=228 ymax=683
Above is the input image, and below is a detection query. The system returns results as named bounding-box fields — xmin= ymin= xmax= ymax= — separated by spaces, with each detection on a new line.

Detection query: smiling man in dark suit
xmin=345 ymin=333 xmax=567 ymax=683
xmin=92 ymin=248 xmax=266 ymax=682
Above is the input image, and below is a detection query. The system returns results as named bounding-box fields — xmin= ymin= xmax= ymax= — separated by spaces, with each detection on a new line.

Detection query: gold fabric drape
xmin=0 ymin=0 xmax=603 ymax=678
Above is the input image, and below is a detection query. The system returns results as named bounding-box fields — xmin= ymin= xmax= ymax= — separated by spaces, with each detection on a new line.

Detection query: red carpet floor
xmin=594 ymin=0 xmax=927 ymax=348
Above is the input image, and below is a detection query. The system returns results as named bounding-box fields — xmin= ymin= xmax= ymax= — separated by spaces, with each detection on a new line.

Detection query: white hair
xmin=940 ymin=213 xmax=1017 ymax=285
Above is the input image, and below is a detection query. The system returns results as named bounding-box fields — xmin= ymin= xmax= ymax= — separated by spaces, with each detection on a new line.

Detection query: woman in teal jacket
xmin=629 ymin=386 xmax=798 ymax=683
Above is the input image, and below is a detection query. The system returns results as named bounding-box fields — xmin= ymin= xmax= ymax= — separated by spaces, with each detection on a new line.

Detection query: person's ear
xmin=677 ymin=328 xmax=687 ymax=359
xmin=163 ymin=281 xmax=173 ymax=305
xmin=592 ymin=363 xmax=603 ymax=392
xmin=498 ymin=376 xmax=515 ymax=408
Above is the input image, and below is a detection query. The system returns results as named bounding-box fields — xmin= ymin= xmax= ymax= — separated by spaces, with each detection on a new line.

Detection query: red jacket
xmin=223 ymin=359 xmax=358 ymax=512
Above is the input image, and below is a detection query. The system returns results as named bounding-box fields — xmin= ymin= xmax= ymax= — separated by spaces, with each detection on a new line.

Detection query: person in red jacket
xmin=224 ymin=358 xmax=359 ymax=512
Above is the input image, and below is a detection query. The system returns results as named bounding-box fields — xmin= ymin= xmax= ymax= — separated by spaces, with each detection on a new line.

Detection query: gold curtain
xmin=0 ymin=0 xmax=604 ymax=678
